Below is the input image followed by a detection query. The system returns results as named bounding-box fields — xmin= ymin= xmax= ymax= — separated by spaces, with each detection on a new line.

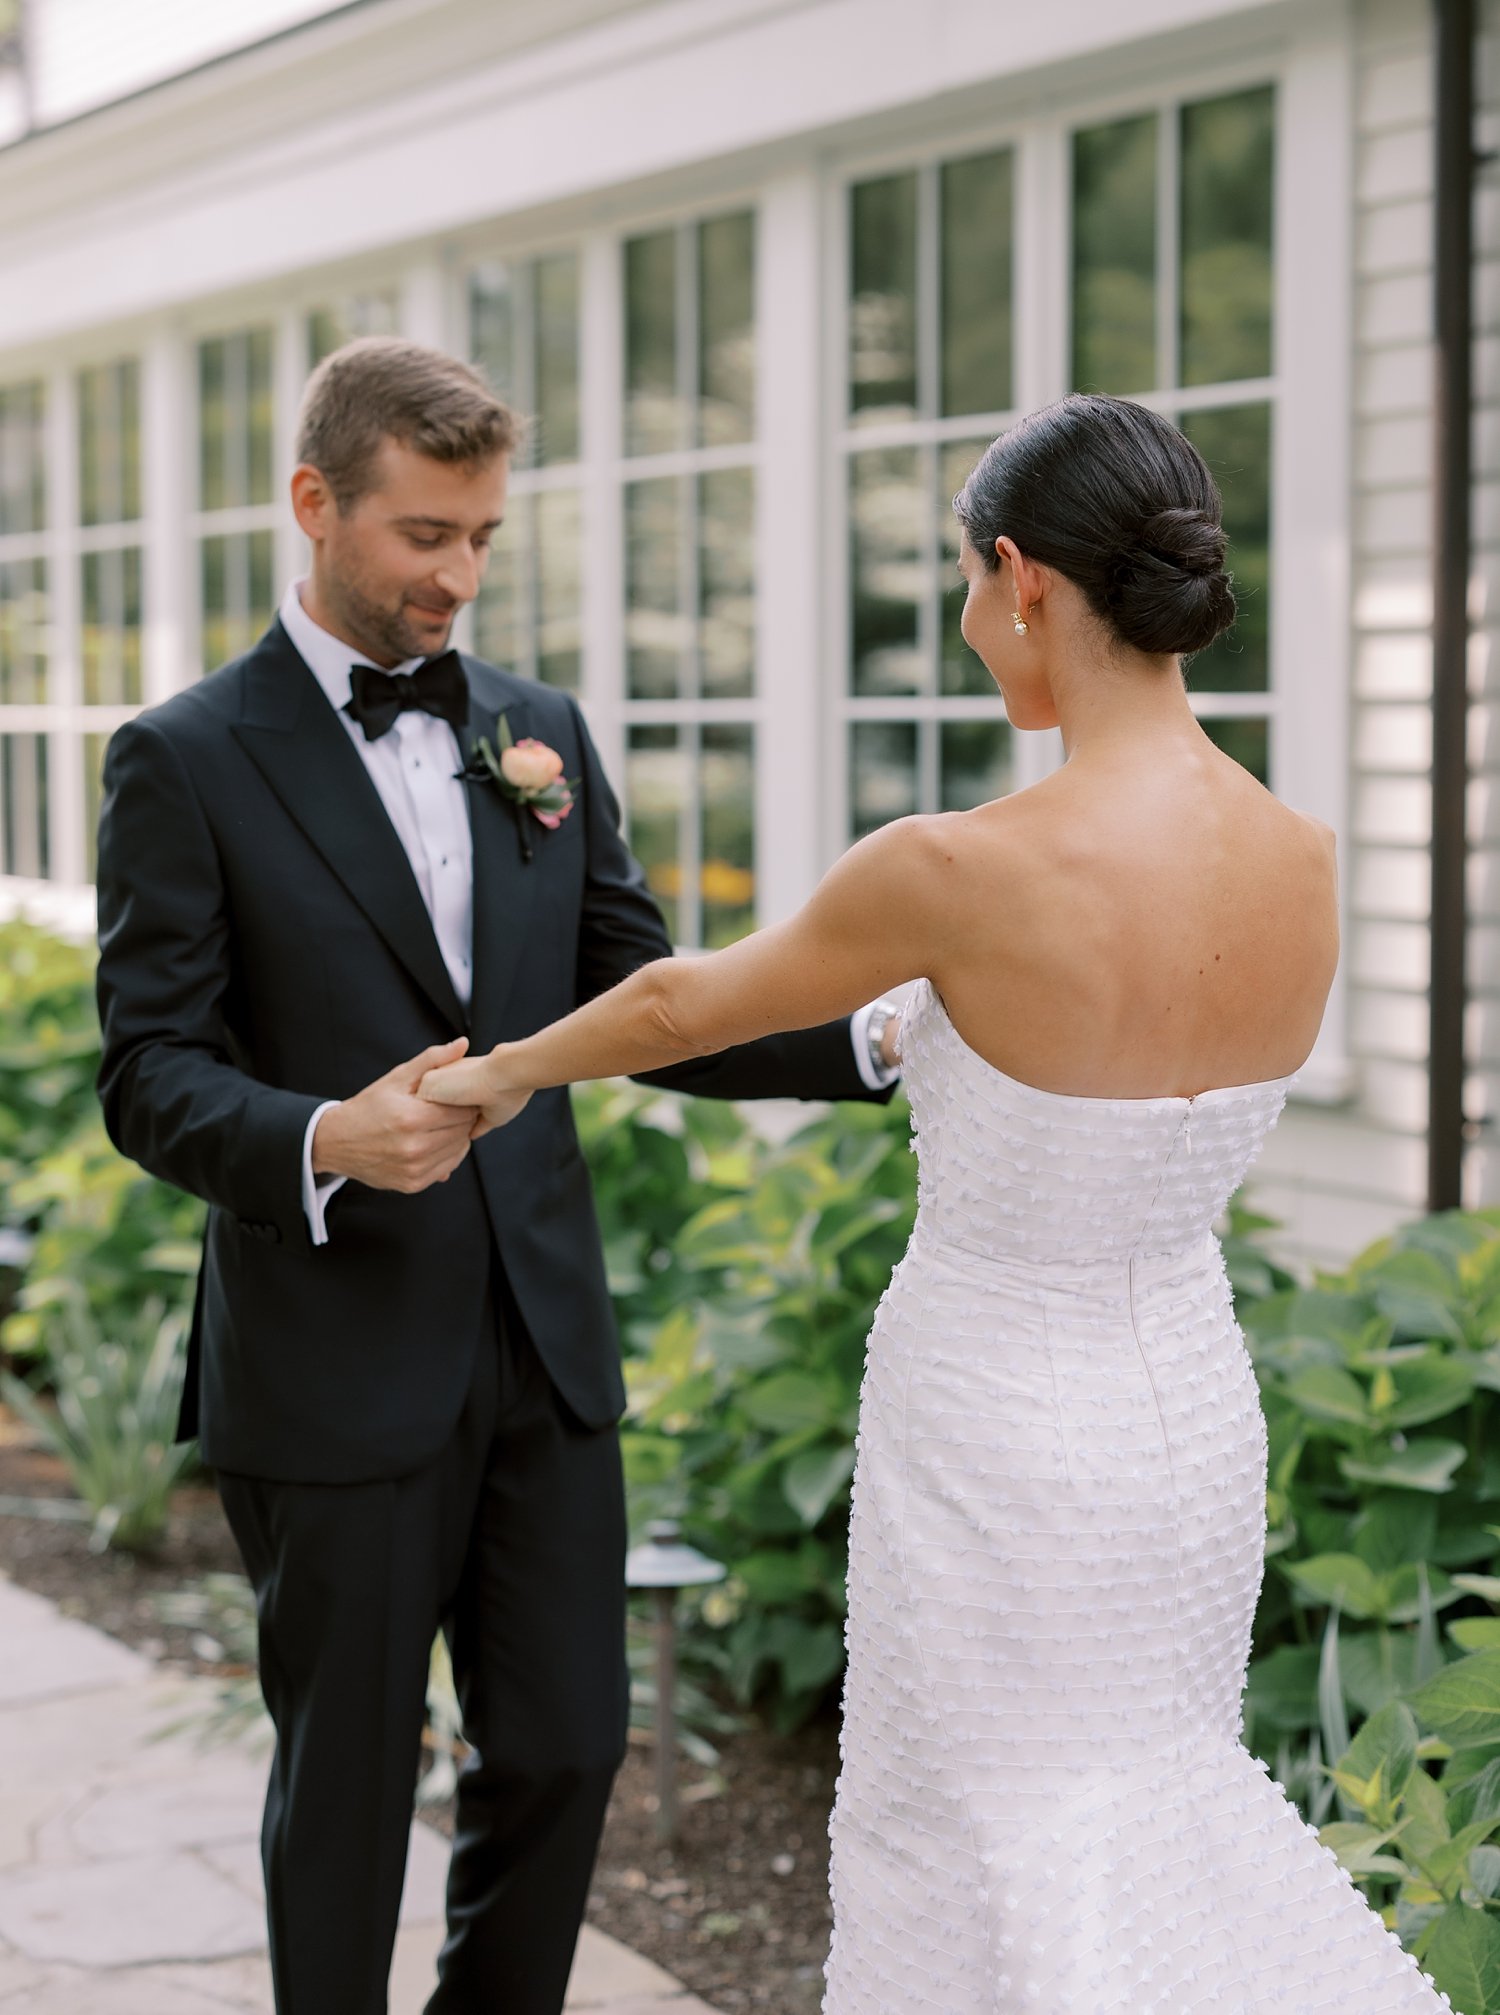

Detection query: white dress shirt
xmin=281 ymin=578 xmax=898 ymax=1246
xmin=282 ymin=579 xmax=473 ymax=1243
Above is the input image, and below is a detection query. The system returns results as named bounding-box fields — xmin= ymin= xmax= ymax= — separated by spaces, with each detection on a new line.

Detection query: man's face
xmin=300 ymin=438 xmax=509 ymax=667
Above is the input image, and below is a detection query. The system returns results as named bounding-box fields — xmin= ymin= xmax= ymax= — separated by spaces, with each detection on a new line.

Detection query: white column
xmin=756 ymin=166 xmax=824 ymax=920
xmin=45 ymin=359 xmax=85 ymax=887
xmin=274 ymin=302 xmax=308 ymax=596
xmin=1275 ymin=8 xmax=1354 ymax=1101
xmin=401 ymin=253 xmax=450 ymax=351
xmin=1011 ymin=119 xmax=1068 ymax=793
xmin=580 ymin=228 xmax=625 ymax=784
xmin=142 ymin=323 xmax=190 ymax=704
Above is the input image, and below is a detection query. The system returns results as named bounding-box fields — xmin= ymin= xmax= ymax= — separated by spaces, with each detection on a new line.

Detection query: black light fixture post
xmin=1429 ymin=0 xmax=1477 ymax=1211
xmin=623 ymin=1518 xmax=726 ymax=1845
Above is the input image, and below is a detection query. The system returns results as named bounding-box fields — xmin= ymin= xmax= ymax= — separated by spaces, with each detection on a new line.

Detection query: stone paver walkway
xmin=0 ymin=1571 xmax=719 ymax=2013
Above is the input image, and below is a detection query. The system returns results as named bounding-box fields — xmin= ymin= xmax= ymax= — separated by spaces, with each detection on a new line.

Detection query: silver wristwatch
xmin=865 ymin=998 xmax=900 ymax=1076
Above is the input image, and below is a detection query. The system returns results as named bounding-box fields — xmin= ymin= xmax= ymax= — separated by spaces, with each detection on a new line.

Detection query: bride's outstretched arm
xmin=420 ymin=816 xmax=952 ymax=1125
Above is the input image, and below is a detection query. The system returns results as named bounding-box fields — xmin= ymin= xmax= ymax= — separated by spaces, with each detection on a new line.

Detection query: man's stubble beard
xmin=326 ymin=551 xmax=452 ymax=667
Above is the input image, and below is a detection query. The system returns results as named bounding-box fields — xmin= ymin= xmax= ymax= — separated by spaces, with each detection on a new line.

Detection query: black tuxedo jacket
xmin=94 ymin=621 xmax=894 ymax=1484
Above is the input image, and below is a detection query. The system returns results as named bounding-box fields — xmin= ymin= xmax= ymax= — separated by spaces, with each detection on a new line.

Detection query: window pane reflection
xmin=701 ymin=724 xmax=755 ymax=947
xmin=626 ymin=476 xmax=686 ymax=700
xmin=1180 ymin=86 xmax=1274 ymax=388
xmin=851 ymin=721 xmax=918 ymax=841
xmin=306 ymin=291 xmax=400 ymax=371
xmin=81 ymin=547 xmax=143 ymax=706
xmin=79 ymin=361 xmax=142 ymax=527
xmin=1071 ymin=114 xmax=1157 ymax=394
xmin=84 ymin=731 xmax=111 ymax=881
xmin=850 ymin=172 xmax=918 ymax=425
xmin=0 ymin=733 xmax=48 ymax=879
xmin=0 ymin=559 xmax=48 ymax=704
xmin=940 ymin=438 xmax=994 ymax=697
xmin=470 ymin=263 xmax=517 ymax=404
xmin=625 ymin=231 xmax=680 ymax=456
xmin=199 ymin=330 xmax=275 ymax=512
xmin=1182 ymin=402 xmax=1270 ymax=692
xmin=201 ymin=530 xmax=275 ymax=674
xmin=534 ymin=254 xmax=581 ymax=465
xmin=698 ymin=466 xmax=754 ymax=699
xmin=627 ymin=725 xmax=685 ymax=943
xmin=474 ymin=494 xmax=526 ymax=674
xmin=536 ymin=488 xmax=582 ymax=691
xmin=851 ymin=447 xmax=924 ymax=697
xmin=0 ymin=381 xmax=46 ymax=537
xmin=940 ymin=719 xmax=1011 ymax=812
xmin=941 ymin=150 xmax=1014 ymax=418
xmin=1201 ymin=715 xmax=1269 ymax=784
xmin=698 ymin=212 xmax=755 ymax=447
xmin=474 ymin=491 xmax=582 ymax=693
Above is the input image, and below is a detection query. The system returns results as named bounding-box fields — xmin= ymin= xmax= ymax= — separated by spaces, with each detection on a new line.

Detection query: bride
xmin=423 ymin=393 xmax=1444 ymax=2011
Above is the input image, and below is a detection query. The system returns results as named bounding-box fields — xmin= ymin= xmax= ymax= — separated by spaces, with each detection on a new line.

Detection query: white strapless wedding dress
xmin=823 ymin=977 xmax=1446 ymax=2013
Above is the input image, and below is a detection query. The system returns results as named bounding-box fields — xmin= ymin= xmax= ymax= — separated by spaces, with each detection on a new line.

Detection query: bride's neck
xmin=1048 ymin=649 xmax=1201 ymax=763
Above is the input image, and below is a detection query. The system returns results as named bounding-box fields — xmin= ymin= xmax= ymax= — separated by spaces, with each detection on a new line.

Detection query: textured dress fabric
xmin=823 ymin=977 xmax=1447 ymax=2014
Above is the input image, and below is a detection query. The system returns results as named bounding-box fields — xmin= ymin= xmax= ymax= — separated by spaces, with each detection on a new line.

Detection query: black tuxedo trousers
xmin=94 ymin=622 xmax=896 ymax=2013
xmin=218 ymin=1262 xmax=629 ymax=2015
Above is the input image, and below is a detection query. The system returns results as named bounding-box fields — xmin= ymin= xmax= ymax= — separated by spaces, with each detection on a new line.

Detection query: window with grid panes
xmin=469 ymin=253 xmax=583 ymax=696
xmin=0 ymin=379 xmax=49 ymax=878
xmin=1071 ymin=83 xmax=1275 ymax=777
xmin=79 ymin=359 xmax=145 ymax=877
xmin=196 ymin=328 xmax=277 ymax=675
xmin=621 ymin=211 xmax=756 ymax=949
xmin=843 ymin=149 xmax=1017 ymax=841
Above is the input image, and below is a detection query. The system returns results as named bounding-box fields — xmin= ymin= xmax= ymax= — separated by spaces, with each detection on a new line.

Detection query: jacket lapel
xmin=230 ymin=623 xmax=467 ymax=1032
xmin=460 ymin=666 xmax=539 ymax=1050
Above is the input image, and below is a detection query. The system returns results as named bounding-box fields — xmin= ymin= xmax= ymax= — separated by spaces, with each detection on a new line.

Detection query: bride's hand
xmin=419 ymin=1050 xmax=534 ymax=1138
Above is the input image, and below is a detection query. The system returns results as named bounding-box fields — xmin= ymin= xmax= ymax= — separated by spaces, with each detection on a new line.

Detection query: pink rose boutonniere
xmin=457 ymin=716 xmax=579 ymax=862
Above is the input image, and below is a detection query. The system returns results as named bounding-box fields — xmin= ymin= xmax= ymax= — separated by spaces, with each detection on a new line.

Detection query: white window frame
xmin=817 ymin=23 xmax=1353 ymax=1102
xmin=0 ymin=12 xmax=1354 ymax=1105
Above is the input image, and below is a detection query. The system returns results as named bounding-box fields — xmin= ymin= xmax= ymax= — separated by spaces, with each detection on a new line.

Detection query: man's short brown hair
xmin=294 ymin=336 xmax=521 ymax=510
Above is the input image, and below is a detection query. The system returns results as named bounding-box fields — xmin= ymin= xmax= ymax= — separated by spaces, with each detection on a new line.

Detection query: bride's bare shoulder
xmin=1290 ymin=806 xmax=1338 ymax=861
xmin=871 ymin=797 xmax=1046 ymax=874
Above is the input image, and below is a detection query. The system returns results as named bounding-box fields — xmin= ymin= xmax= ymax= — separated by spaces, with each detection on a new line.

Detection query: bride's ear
xmin=994 ymin=538 xmax=1046 ymax=625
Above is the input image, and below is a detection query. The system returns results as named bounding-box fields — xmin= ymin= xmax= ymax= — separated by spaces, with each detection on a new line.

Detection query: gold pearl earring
xmin=1013 ymin=607 xmax=1029 ymax=636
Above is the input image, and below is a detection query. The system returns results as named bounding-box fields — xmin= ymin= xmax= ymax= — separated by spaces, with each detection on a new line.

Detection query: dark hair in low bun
xmin=953 ymin=394 xmax=1237 ymax=659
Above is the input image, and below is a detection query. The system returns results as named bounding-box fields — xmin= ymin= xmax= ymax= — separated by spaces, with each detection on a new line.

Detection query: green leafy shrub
xmin=1243 ymin=1208 xmax=1500 ymax=1759
xmin=1228 ymin=1208 xmax=1500 ymax=2006
xmin=596 ymin=1088 xmax=915 ymax=1732
xmin=2 ymin=1117 xmax=204 ymax=1357
xmin=0 ymin=921 xmax=101 ymax=1216
xmin=1319 ymin=1651 xmax=1500 ymax=2007
xmin=583 ymin=1082 xmax=916 ymax=1731
xmin=0 ymin=919 xmax=202 ymax=1358
xmin=2 ymin=1294 xmax=198 ymax=1551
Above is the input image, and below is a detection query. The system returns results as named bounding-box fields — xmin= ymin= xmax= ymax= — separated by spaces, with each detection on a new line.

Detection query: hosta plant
xmin=2 ymin=1293 xmax=197 ymax=1552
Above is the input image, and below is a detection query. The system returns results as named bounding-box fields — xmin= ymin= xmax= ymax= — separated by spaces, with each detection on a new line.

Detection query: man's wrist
xmin=310 ymin=1100 xmax=345 ymax=1178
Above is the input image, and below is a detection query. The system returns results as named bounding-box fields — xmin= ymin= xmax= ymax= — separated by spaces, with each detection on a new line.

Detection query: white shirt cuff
xmin=851 ymin=999 xmax=902 ymax=1091
xmin=302 ymin=1100 xmax=347 ymax=1246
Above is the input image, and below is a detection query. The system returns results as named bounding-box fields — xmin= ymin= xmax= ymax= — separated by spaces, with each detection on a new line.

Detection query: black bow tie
xmin=345 ymin=651 xmax=469 ymax=742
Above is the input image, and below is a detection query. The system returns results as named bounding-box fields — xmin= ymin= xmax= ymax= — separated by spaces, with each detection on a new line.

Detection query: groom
xmin=94 ymin=336 xmax=900 ymax=2015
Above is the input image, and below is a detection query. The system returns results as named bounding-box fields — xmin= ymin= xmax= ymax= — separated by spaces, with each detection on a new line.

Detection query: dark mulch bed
xmin=0 ymin=1433 xmax=245 ymax=1661
xmin=0 ymin=1420 xmax=838 ymax=2013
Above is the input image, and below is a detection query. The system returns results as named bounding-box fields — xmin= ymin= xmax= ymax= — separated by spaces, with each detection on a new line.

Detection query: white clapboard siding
xmin=1256 ymin=0 xmax=1441 ymax=1265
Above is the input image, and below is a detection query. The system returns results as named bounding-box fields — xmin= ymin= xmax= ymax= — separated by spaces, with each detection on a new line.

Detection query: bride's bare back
xmin=418 ymin=394 xmax=1343 ymax=1128
xmin=926 ymin=735 xmax=1337 ymax=1101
